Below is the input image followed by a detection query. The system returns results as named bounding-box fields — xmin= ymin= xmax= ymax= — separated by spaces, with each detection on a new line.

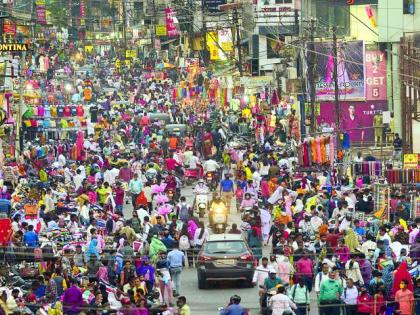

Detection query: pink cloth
xmin=119 ymin=168 xmax=132 ymax=183
xmin=337 ymin=246 xmax=350 ymax=263
xmin=241 ymin=198 xmax=256 ymax=208
xmin=329 ymin=136 xmax=335 ymax=162
xmin=260 ymin=180 xmax=270 ymax=198
xmin=295 ymin=258 xmax=313 ymax=276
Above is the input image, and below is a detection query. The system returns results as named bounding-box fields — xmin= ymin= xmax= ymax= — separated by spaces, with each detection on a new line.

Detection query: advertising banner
xmin=3 ymin=19 xmax=16 ymax=35
xmin=165 ymin=8 xmax=179 ymax=37
xmin=312 ymin=40 xmax=365 ymax=101
xmin=317 ymin=101 xmax=387 ymax=144
xmin=365 ymin=48 xmax=387 ymax=100
xmin=403 ymin=154 xmax=420 ymax=169
xmin=156 ymin=25 xmax=167 ymax=37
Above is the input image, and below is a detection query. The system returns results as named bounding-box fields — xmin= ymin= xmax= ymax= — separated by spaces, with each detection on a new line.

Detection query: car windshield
xmin=204 ymin=241 xmax=247 ymax=255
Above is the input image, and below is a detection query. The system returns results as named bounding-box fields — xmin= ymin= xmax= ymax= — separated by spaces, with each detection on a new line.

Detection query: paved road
xmin=123 ymin=184 xmax=319 ymax=315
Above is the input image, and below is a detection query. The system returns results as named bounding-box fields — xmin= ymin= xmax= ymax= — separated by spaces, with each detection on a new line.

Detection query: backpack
xmin=179 ymin=204 xmax=190 ymax=222
xmin=179 ymin=235 xmax=190 ymax=250
xmin=292 ymin=284 xmax=308 ymax=302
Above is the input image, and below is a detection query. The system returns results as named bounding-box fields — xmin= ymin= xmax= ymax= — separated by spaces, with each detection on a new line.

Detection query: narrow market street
xmin=0 ymin=1 xmax=420 ymax=315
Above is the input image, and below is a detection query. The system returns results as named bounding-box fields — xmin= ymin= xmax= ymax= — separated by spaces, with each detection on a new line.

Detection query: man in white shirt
xmin=189 ymin=154 xmax=200 ymax=170
xmin=104 ymin=166 xmax=120 ymax=186
xmin=136 ymin=206 xmax=149 ymax=223
xmin=252 ymin=257 xmax=274 ymax=288
xmin=203 ymin=159 xmax=219 ymax=173
xmin=314 ymin=263 xmax=331 ymax=296
xmin=310 ymin=212 xmax=323 ymax=232
xmin=341 ymin=279 xmax=358 ymax=315
xmin=73 ymin=169 xmax=85 ymax=190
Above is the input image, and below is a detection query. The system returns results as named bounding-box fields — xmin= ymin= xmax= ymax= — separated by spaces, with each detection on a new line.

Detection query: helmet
xmin=230 ymin=295 xmax=241 ymax=304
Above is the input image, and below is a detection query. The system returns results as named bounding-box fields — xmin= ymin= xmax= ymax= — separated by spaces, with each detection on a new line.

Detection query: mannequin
xmin=373 ymin=114 xmax=383 ymax=147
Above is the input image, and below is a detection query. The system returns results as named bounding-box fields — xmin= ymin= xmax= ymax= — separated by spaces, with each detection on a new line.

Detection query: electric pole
xmin=332 ymin=25 xmax=341 ymax=150
xmin=233 ymin=7 xmax=243 ymax=76
xmin=307 ymin=18 xmax=317 ymax=134
xmin=122 ymin=0 xmax=127 ymax=48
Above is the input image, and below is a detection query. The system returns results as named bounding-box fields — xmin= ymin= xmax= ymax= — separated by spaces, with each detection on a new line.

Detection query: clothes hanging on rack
xmin=385 ymin=169 xmax=420 ymax=184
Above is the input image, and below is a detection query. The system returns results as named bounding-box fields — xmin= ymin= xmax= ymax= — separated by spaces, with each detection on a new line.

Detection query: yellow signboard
xmin=125 ymin=60 xmax=131 ymax=66
xmin=404 ymin=154 xmax=419 ymax=169
xmin=115 ymin=59 xmax=121 ymax=68
xmin=125 ymin=50 xmax=137 ymax=58
xmin=221 ymin=42 xmax=233 ymax=51
xmin=155 ymin=25 xmax=167 ymax=37
xmin=84 ymin=45 xmax=94 ymax=53
xmin=0 ymin=43 xmax=28 ymax=51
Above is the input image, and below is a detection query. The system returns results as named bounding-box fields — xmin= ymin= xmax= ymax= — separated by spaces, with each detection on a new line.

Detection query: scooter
xmin=205 ymin=171 xmax=218 ymax=191
xmin=195 ymin=194 xmax=208 ymax=218
xmin=210 ymin=203 xmax=228 ymax=234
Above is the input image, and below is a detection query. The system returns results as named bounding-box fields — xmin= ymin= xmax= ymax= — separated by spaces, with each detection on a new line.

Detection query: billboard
xmin=317 ymin=101 xmax=387 ymax=144
xmin=365 ymin=48 xmax=387 ymax=100
xmin=312 ymin=40 xmax=365 ymax=101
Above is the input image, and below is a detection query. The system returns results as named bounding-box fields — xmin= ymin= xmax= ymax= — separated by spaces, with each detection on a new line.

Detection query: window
xmin=204 ymin=241 xmax=248 ymax=254
xmin=314 ymin=0 xmax=350 ymax=36
xmin=403 ymin=0 xmax=415 ymax=14
xmin=275 ymin=0 xmax=293 ymax=4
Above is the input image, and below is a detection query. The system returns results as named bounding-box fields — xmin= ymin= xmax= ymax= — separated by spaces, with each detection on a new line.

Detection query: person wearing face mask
xmin=264 ymin=271 xmax=283 ymax=292
xmin=289 ymin=277 xmax=310 ymax=315
xmin=240 ymin=192 xmax=256 ymax=211
xmin=356 ymin=285 xmax=372 ymax=315
xmin=395 ymin=279 xmax=414 ymax=315
xmin=318 ymin=271 xmax=343 ymax=315
xmin=340 ymin=278 xmax=358 ymax=315
xmin=298 ymin=213 xmax=315 ymax=239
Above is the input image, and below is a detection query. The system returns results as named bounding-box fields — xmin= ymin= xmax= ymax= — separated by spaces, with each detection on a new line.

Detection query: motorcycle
xmin=205 ymin=171 xmax=218 ymax=191
xmin=184 ymin=164 xmax=204 ymax=186
xmin=210 ymin=203 xmax=228 ymax=234
xmin=195 ymin=194 xmax=208 ymax=218
xmin=259 ymin=286 xmax=277 ymax=315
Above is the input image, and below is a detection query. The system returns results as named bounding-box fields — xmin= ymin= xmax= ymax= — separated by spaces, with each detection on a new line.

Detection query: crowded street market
xmin=0 ymin=1 xmax=419 ymax=315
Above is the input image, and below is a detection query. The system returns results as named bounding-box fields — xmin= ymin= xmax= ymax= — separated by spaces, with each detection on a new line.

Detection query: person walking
xmin=128 ymin=173 xmax=143 ymax=209
xmin=269 ymin=285 xmax=297 ymax=315
xmin=220 ymin=173 xmax=234 ymax=213
xmin=340 ymin=278 xmax=358 ymax=315
xmin=318 ymin=271 xmax=343 ymax=315
xmin=167 ymin=244 xmax=185 ymax=297
xmin=395 ymin=279 xmax=415 ymax=315
xmin=289 ymin=277 xmax=310 ymax=315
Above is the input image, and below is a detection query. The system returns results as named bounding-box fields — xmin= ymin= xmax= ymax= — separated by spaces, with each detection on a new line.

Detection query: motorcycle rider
xmin=193 ymin=180 xmax=209 ymax=195
xmin=209 ymin=194 xmax=227 ymax=227
xmin=219 ymin=295 xmax=246 ymax=315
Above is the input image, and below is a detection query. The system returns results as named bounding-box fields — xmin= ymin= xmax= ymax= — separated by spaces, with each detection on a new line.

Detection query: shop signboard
xmin=240 ymin=76 xmax=272 ymax=87
xmin=203 ymin=0 xmax=227 ymax=12
xmin=317 ymin=101 xmax=387 ymax=145
xmin=403 ymin=154 xmax=420 ymax=169
xmin=312 ymin=40 xmax=365 ymax=101
xmin=155 ymin=25 xmax=167 ymax=37
xmin=365 ymin=48 xmax=387 ymax=100
xmin=125 ymin=50 xmax=137 ymax=58
xmin=0 ymin=43 xmax=28 ymax=51
xmin=3 ymin=19 xmax=16 ymax=35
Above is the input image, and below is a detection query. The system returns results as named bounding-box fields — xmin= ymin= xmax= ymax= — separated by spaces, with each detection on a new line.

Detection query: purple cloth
xmin=62 ymin=285 xmax=83 ymax=313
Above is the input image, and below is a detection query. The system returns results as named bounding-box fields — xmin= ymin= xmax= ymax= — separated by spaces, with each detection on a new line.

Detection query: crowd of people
xmin=0 ymin=41 xmax=418 ymax=315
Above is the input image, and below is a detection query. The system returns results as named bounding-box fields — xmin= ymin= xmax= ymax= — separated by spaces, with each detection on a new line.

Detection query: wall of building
xmin=378 ymin=0 xmax=420 ymax=43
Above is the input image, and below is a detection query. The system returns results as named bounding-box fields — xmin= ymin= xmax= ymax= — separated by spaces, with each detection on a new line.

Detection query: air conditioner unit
xmin=287 ymin=67 xmax=297 ymax=79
